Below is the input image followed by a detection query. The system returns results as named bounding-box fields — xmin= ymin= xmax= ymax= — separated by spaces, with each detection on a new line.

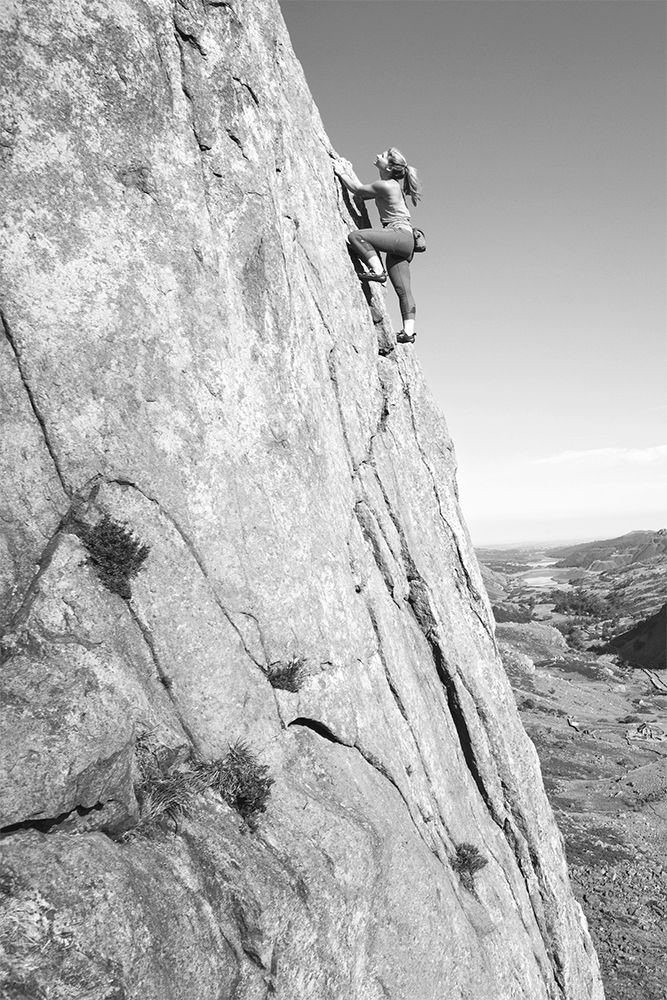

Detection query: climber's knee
xmin=348 ymin=231 xmax=376 ymax=264
xmin=348 ymin=230 xmax=367 ymax=250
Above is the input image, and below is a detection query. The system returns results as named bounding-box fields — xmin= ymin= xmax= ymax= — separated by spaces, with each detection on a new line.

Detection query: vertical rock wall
xmin=0 ymin=1 xmax=604 ymax=997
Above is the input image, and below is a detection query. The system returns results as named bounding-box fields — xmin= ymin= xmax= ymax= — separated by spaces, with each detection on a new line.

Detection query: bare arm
xmin=334 ymin=163 xmax=390 ymax=201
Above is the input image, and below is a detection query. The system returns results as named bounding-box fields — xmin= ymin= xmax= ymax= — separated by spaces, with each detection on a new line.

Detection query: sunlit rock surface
xmin=0 ymin=1 xmax=604 ymax=997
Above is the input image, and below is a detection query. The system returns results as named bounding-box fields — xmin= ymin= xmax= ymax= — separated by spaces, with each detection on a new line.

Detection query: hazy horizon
xmin=280 ymin=0 xmax=666 ymax=546
xmin=474 ymin=526 xmax=664 ymax=551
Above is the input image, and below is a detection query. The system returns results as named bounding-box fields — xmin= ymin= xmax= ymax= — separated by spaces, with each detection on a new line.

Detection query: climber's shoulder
xmin=354 ymin=179 xmax=394 ymax=201
xmin=370 ymin=179 xmax=397 ymax=198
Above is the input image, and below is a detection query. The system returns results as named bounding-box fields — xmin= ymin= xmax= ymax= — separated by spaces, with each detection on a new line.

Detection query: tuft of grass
xmin=80 ymin=515 xmax=150 ymax=599
xmin=211 ymin=739 xmax=274 ymax=829
xmin=267 ymin=657 xmax=305 ymax=693
xmin=127 ymin=733 xmax=273 ymax=838
xmin=452 ymin=842 xmax=488 ymax=893
xmin=129 ymin=733 xmax=194 ymax=836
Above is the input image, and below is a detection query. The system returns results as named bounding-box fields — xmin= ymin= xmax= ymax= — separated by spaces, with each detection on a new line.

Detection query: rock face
xmin=0 ymin=2 xmax=604 ymax=998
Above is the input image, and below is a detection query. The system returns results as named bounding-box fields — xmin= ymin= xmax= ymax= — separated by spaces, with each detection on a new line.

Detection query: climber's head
xmin=376 ymin=147 xmax=422 ymax=206
xmin=374 ymin=150 xmax=391 ymax=172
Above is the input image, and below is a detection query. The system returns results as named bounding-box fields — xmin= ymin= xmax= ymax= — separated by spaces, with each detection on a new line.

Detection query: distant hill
xmin=478 ymin=562 xmax=508 ymax=601
xmin=548 ymin=529 xmax=667 ymax=571
xmin=606 ymin=603 xmax=667 ymax=671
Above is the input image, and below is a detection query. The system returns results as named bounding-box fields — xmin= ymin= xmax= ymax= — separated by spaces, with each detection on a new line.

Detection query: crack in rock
xmin=288 ymin=717 xmax=446 ymax=865
xmin=1 ymin=801 xmax=107 ymax=838
xmin=1 ymin=525 xmax=69 ymax=642
xmin=361 ymin=591 xmax=469 ymax=860
xmin=108 ymin=479 xmax=267 ymax=669
xmin=406 ymin=574 xmax=569 ymax=994
xmin=232 ymin=76 xmax=259 ymax=106
xmin=173 ymin=15 xmax=208 ymax=58
xmin=364 ymin=604 xmax=408 ymax=723
xmin=396 ymin=366 xmax=492 ymax=637
xmin=405 ymin=576 xmax=500 ymax=818
xmin=172 ymin=24 xmax=215 ymax=219
xmin=126 ymin=601 xmax=201 ymax=752
xmin=1 ymin=307 xmax=70 ymax=497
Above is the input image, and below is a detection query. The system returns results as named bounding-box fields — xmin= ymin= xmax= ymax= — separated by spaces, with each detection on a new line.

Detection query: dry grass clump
xmin=452 ymin=842 xmax=488 ymax=893
xmin=128 ymin=733 xmax=273 ymax=838
xmin=212 ymin=739 xmax=274 ymax=827
xmin=131 ymin=734 xmax=197 ymax=834
xmin=80 ymin=515 xmax=150 ymax=599
xmin=267 ymin=657 xmax=305 ymax=692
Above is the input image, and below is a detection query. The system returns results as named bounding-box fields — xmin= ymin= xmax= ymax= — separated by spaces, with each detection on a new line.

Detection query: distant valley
xmin=477 ymin=528 xmax=666 ymax=668
xmin=477 ymin=529 xmax=667 ymax=1000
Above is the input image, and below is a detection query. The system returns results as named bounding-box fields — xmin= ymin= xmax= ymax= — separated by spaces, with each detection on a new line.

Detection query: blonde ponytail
xmin=387 ymin=147 xmax=422 ymax=206
xmin=403 ymin=165 xmax=422 ymax=206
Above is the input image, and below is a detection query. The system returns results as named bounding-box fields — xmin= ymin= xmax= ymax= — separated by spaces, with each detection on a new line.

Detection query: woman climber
xmin=334 ymin=147 xmax=422 ymax=344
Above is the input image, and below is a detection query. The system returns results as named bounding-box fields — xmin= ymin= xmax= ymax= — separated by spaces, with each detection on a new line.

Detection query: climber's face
xmin=374 ymin=151 xmax=390 ymax=171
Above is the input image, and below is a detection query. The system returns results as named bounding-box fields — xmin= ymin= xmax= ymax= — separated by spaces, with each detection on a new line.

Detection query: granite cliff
xmin=0 ymin=1 xmax=604 ymax=997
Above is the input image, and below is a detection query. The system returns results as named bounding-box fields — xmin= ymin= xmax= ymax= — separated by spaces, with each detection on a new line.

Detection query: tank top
xmin=375 ymin=185 xmax=412 ymax=232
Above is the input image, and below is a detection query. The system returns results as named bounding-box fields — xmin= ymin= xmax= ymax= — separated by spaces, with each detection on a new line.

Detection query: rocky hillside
xmin=550 ymin=530 xmax=667 ymax=571
xmin=607 ymin=604 xmax=667 ymax=671
xmin=498 ymin=626 xmax=667 ymax=1000
xmin=0 ymin=1 xmax=603 ymax=997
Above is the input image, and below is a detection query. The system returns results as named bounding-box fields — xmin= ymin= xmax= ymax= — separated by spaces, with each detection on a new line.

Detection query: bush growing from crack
xmin=267 ymin=656 xmax=305 ymax=692
xmin=127 ymin=733 xmax=273 ymax=838
xmin=128 ymin=733 xmax=194 ymax=836
xmin=80 ymin=515 xmax=150 ymax=599
xmin=452 ymin=842 xmax=488 ymax=893
xmin=211 ymin=739 xmax=274 ymax=829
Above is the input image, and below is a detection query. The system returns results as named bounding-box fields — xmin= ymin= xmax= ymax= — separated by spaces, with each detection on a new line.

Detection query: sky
xmin=280 ymin=0 xmax=666 ymax=546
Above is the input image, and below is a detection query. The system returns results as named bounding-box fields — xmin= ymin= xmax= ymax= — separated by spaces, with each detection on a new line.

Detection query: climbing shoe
xmin=396 ymin=330 xmax=416 ymax=343
xmin=360 ymin=271 xmax=387 ymax=284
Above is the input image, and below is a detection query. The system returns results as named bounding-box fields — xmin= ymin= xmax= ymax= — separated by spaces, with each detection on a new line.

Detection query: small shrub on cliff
xmin=136 ymin=766 xmax=197 ymax=830
xmin=267 ymin=656 xmax=305 ymax=692
xmin=80 ymin=515 xmax=150 ymax=599
xmin=128 ymin=733 xmax=273 ymax=838
xmin=452 ymin=842 xmax=488 ymax=893
xmin=131 ymin=734 xmax=194 ymax=835
xmin=213 ymin=740 xmax=274 ymax=829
